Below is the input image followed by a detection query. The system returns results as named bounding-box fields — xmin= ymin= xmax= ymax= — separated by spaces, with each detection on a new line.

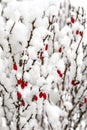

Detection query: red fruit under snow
xmin=57 ymin=70 xmax=61 ymax=75
xmin=76 ymin=30 xmax=79 ymax=35
xmin=59 ymin=73 xmax=63 ymax=78
xmin=32 ymin=95 xmax=38 ymax=101
xmin=17 ymin=79 xmax=22 ymax=85
xmin=71 ymin=17 xmax=75 ymax=23
xmin=45 ymin=44 xmax=48 ymax=50
xmin=24 ymin=81 xmax=28 ymax=87
xmin=71 ymin=80 xmax=76 ymax=86
xmin=80 ymin=31 xmax=83 ymax=37
xmin=42 ymin=93 xmax=47 ymax=100
xmin=71 ymin=80 xmax=80 ymax=86
xmin=21 ymin=81 xmax=28 ymax=89
xmin=21 ymin=82 xmax=25 ymax=89
xmin=84 ymin=98 xmax=87 ymax=103
xmin=21 ymin=100 xmax=25 ymax=106
xmin=39 ymin=92 xmax=43 ymax=98
xmin=17 ymin=92 xmax=22 ymax=99
xmin=13 ymin=64 xmax=17 ymax=71
xmin=79 ymin=103 xmax=82 ymax=108
xmin=58 ymin=48 xmax=62 ymax=53
xmin=57 ymin=70 xmax=63 ymax=78
xmin=40 ymin=52 xmax=43 ymax=60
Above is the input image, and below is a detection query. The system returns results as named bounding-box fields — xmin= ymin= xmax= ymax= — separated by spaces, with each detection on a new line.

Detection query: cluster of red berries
xmin=13 ymin=64 xmax=26 ymax=106
xmin=76 ymin=30 xmax=83 ymax=36
xmin=17 ymin=91 xmax=25 ymax=106
xmin=79 ymin=98 xmax=87 ymax=109
xmin=13 ymin=64 xmax=28 ymax=89
xmin=32 ymin=92 xmax=47 ymax=101
xmin=71 ymin=80 xmax=80 ymax=86
xmin=71 ymin=17 xmax=83 ymax=37
xmin=40 ymin=45 xmax=62 ymax=60
xmin=17 ymin=78 xmax=28 ymax=89
xmin=57 ymin=70 xmax=63 ymax=78
xmin=39 ymin=44 xmax=48 ymax=60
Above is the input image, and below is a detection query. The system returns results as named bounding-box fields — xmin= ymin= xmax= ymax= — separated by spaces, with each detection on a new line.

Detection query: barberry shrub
xmin=0 ymin=0 xmax=87 ymax=130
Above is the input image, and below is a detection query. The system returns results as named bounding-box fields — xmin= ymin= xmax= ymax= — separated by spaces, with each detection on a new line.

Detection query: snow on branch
xmin=0 ymin=0 xmax=87 ymax=130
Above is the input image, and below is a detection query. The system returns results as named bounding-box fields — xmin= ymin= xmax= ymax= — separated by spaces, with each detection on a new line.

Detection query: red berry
xmin=17 ymin=79 xmax=22 ymax=85
xmin=17 ymin=92 xmax=22 ymax=99
xmin=84 ymin=98 xmax=87 ymax=103
xmin=71 ymin=80 xmax=80 ymax=86
xmin=57 ymin=70 xmax=61 ymax=75
xmin=24 ymin=81 xmax=28 ymax=87
xmin=40 ymin=52 xmax=43 ymax=60
xmin=58 ymin=48 xmax=62 ymax=53
xmin=32 ymin=95 xmax=38 ymax=101
xmin=39 ymin=92 xmax=43 ymax=98
xmin=21 ymin=82 xmax=25 ymax=89
xmin=13 ymin=64 xmax=17 ymax=71
xmin=45 ymin=44 xmax=48 ymax=50
xmin=71 ymin=80 xmax=76 ymax=86
xmin=80 ymin=31 xmax=83 ymax=37
xmin=42 ymin=93 xmax=47 ymax=100
xmin=59 ymin=73 xmax=63 ymax=78
xmin=57 ymin=70 xmax=63 ymax=78
xmin=79 ymin=103 xmax=82 ymax=108
xmin=21 ymin=100 xmax=25 ymax=106
xmin=71 ymin=17 xmax=75 ymax=23
xmin=76 ymin=30 xmax=79 ymax=35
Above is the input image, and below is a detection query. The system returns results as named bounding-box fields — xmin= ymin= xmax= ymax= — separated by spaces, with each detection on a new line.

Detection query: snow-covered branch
xmin=0 ymin=0 xmax=87 ymax=130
